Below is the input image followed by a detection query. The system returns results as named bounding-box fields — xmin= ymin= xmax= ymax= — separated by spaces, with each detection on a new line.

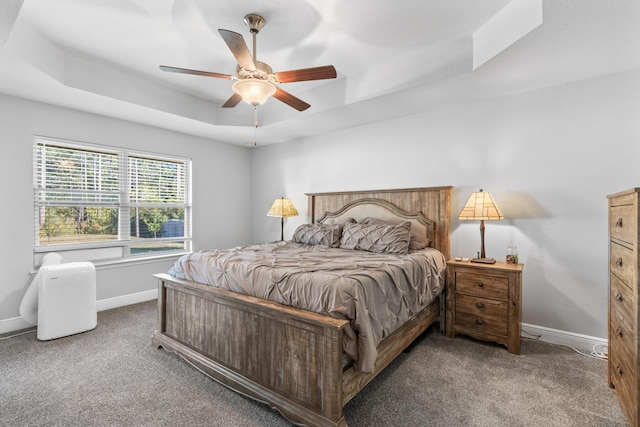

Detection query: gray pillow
xmin=292 ymin=223 xmax=343 ymax=247
xmin=340 ymin=221 xmax=411 ymax=254
xmin=361 ymin=217 xmax=429 ymax=250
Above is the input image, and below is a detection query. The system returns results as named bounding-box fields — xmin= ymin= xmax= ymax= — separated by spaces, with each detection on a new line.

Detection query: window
xmin=33 ymin=136 xmax=191 ymax=263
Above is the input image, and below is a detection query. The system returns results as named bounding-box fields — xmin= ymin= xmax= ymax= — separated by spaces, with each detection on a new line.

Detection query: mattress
xmin=168 ymin=241 xmax=446 ymax=373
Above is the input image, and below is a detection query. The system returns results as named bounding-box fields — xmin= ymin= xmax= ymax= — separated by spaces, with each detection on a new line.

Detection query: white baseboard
xmin=521 ymin=322 xmax=608 ymax=354
xmin=95 ymin=289 xmax=157 ymax=312
xmin=0 ymin=315 xmax=33 ymax=335
xmin=0 ymin=289 xmax=158 ymax=335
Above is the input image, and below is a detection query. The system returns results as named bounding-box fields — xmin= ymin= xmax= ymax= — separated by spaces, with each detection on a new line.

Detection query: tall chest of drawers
xmin=608 ymin=188 xmax=640 ymax=426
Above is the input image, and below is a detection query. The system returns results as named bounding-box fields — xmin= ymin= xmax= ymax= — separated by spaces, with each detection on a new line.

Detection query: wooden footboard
xmin=153 ymin=273 xmax=349 ymax=426
xmin=152 ymin=273 xmax=441 ymax=427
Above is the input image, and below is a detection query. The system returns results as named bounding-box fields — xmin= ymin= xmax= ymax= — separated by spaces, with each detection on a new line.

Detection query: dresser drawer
xmin=610 ymin=241 xmax=636 ymax=289
xmin=610 ymin=203 xmax=637 ymax=245
xmin=455 ymin=272 xmax=508 ymax=300
xmin=609 ymin=330 xmax=636 ymax=386
xmin=610 ymin=274 xmax=635 ymax=329
xmin=609 ymin=345 xmax=636 ymax=417
xmin=610 ymin=319 xmax=637 ymax=369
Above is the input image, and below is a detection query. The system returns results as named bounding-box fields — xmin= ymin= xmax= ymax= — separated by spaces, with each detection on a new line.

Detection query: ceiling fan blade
xmin=221 ymin=93 xmax=243 ymax=108
xmin=273 ymin=87 xmax=311 ymax=111
xmin=159 ymin=65 xmax=234 ymax=80
xmin=275 ymin=65 xmax=337 ymax=83
xmin=218 ymin=29 xmax=256 ymax=71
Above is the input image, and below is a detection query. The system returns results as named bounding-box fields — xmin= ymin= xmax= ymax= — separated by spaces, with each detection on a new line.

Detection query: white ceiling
xmin=1 ymin=0 xmax=639 ymax=146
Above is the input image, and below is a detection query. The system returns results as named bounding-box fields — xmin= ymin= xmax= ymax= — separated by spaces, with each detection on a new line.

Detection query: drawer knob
xmin=475 ymin=302 xmax=486 ymax=309
xmin=616 ymin=258 xmax=623 ymax=267
xmin=616 ymin=218 xmax=623 ymax=228
xmin=616 ymin=327 xmax=623 ymax=337
xmin=475 ymin=319 xmax=485 ymax=325
xmin=616 ymin=365 xmax=623 ymax=376
xmin=616 ymin=292 xmax=623 ymax=302
xmin=476 ymin=282 xmax=485 ymax=288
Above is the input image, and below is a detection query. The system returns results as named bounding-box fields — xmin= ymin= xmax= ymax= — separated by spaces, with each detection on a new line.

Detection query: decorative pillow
xmin=340 ymin=221 xmax=411 ymax=254
xmin=292 ymin=223 xmax=343 ymax=248
xmin=361 ymin=217 xmax=430 ymax=250
xmin=321 ymin=217 xmax=356 ymax=226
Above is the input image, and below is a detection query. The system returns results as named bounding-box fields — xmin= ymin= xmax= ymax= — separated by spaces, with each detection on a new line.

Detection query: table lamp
xmin=267 ymin=197 xmax=299 ymax=241
xmin=458 ymin=189 xmax=503 ymax=264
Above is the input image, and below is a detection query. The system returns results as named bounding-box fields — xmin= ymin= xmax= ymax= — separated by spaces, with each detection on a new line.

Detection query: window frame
xmin=33 ymin=136 xmax=192 ymax=265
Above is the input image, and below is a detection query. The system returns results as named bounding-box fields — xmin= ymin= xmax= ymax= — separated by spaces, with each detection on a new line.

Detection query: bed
xmin=152 ymin=186 xmax=451 ymax=426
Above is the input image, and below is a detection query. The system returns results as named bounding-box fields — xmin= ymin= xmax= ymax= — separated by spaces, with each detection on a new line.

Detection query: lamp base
xmin=470 ymin=257 xmax=497 ymax=264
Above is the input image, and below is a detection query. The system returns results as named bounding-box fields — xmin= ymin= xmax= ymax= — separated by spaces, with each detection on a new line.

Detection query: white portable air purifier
xmin=37 ymin=262 xmax=97 ymax=340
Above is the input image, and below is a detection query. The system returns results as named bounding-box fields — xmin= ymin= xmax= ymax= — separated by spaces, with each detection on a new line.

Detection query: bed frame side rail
xmin=341 ymin=295 xmax=440 ymax=404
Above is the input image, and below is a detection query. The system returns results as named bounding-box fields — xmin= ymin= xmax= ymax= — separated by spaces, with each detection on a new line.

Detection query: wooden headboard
xmin=305 ymin=186 xmax=452 ymax=260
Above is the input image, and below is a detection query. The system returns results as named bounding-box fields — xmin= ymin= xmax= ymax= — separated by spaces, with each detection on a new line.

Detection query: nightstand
xmin=445 ymin=260 xmax=523 ymax=354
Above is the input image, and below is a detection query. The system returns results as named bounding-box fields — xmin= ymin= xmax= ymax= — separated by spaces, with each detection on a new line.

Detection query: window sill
xmin=92 ymin=252 xmax=189 ymax=270
xmin=30 ymin=251 xmax=188 ymax=274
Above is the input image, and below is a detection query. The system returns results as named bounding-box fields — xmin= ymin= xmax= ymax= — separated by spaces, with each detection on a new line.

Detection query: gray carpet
xmin=0 ymin=301 xmax=627 ymax=426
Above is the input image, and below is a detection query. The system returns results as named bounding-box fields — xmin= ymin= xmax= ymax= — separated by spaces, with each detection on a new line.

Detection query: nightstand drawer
xmin=455 ymin=294 xmax=507 ymax=336
xmin=610 ymin=241 xmax=635 ymax=289
xmin=455 ymin=272 xmax=508 ymax=300
xmin=455 ymin=311 xmax=508 ymax=336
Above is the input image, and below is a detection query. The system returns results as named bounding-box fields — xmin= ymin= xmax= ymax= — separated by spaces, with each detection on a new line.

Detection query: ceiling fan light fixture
xmin=160 ymin=14 xmax=336 ymax=112
xmin=232 ymin=78 xmax=276 ymax=106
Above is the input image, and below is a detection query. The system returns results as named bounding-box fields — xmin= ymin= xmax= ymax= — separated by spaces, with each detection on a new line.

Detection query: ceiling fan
xmin=159 ymin=14 xmax=337 ymax=112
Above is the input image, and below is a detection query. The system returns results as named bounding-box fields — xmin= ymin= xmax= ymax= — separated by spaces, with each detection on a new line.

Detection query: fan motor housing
xmin=237 ymin=61 xmax=275 ymax=81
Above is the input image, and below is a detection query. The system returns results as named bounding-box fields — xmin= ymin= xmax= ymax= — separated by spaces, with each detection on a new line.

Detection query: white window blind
xmin=33 ymin=137 xmax=191 ymax=261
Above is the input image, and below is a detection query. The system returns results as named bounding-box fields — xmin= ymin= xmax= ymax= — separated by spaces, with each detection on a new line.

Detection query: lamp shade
xmin=458 ymin=189 xmax=503 ymax=262
xmin=458 ymin=189 xmax=504 ymax=221
xmin=232 ymin=78 xmax=276 ymax=106
xmin=267 ymin=197 xmax=298 ymax=241
xmin=267 ymin=197 xmax=299 ymax=218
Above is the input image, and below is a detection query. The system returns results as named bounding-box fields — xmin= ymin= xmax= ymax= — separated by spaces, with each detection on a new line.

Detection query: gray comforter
xmin=168 ymin=241 xmax=446 ymax=373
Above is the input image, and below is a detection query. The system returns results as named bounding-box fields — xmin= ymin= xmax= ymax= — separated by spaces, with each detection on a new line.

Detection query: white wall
xmin=250 ymin=69 xmax=640 ymax=339
xmin=0 ymin=94 xmax=251 ymax=327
